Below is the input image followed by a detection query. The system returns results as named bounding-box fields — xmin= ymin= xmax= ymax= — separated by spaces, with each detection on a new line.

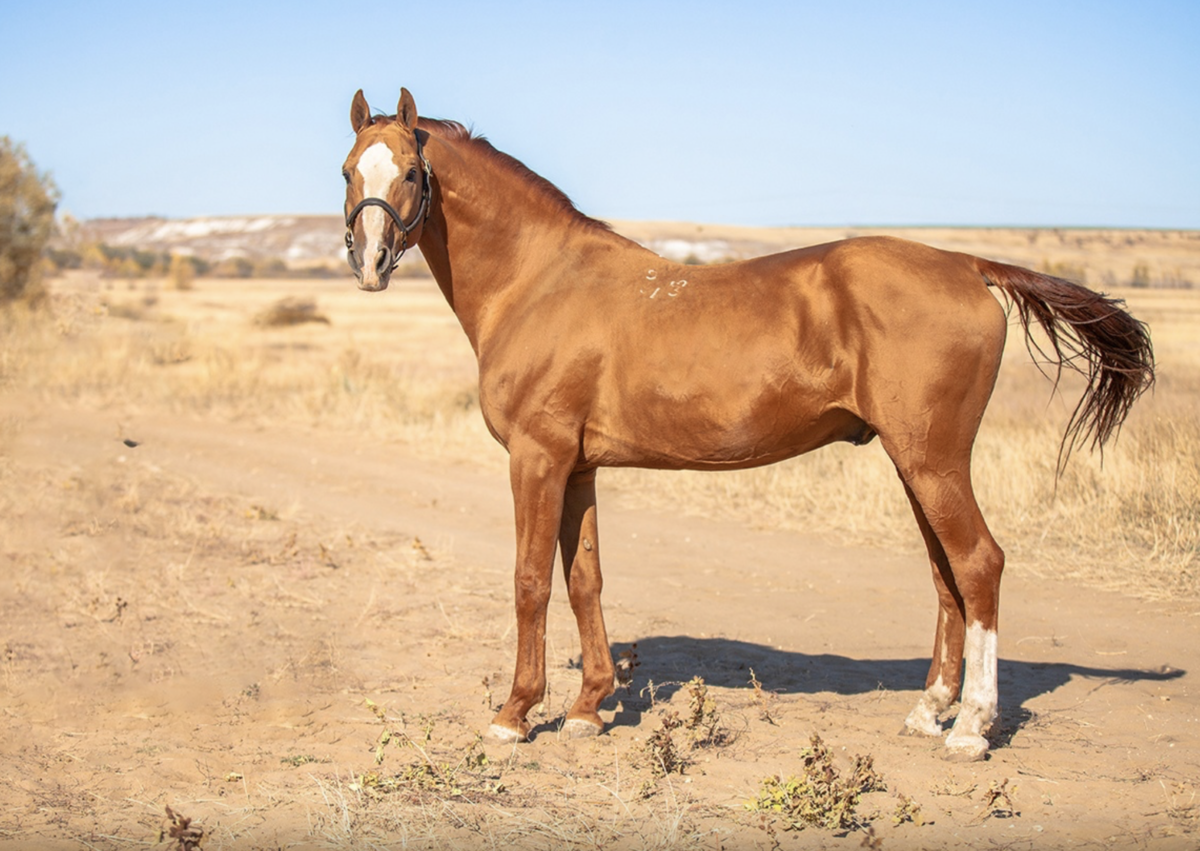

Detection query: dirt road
xmin=2 ymin=400 xmax=1197 ymax=849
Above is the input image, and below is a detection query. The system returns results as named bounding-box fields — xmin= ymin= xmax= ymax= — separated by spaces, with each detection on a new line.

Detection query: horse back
xmin=475 ymin=235 xmax=1007 ymax=470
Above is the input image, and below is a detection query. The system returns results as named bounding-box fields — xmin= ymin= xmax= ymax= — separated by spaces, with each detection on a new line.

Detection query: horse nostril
xmin=375 ymin=246 xmax=392 ymax=275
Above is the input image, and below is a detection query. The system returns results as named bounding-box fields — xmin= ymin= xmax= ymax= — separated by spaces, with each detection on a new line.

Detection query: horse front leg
xmin=557 ymin=469 xmax=614 ymax=738
xmin=488 ymin=440 xmax=572 ymax=743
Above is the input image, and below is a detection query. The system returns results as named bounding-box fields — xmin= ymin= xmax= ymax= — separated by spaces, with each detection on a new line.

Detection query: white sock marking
xmin=946 ymin=622 xmax=998 ymax=755
xmin=905 ymin=675 xmax=953 ymax=737
xmin=961 ymin=622 xmax=998 ymax=719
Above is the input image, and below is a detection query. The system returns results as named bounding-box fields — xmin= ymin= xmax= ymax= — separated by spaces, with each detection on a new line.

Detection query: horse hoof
xmin=901 ymin=716 xmax=943 ymax=738
xmin=903 ymin=702 xmax=945 ymax=738
xmin=487 ymin=723 xmax=527 ymax=744
xmin=559 ymin=718 xmax=603 ymax=740
xmin=943 ymin=734 xmax=989 ymax=762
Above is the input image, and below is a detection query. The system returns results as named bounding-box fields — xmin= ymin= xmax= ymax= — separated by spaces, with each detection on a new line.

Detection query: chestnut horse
xmin=342 ymin=88 xmax=1154 ymax=761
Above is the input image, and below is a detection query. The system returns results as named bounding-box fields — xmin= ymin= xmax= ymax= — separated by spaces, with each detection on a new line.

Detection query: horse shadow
xmin=588 ymin=635 xmax=1184 ymax=745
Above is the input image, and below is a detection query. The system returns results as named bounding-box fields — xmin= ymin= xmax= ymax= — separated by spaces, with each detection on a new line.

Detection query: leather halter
xmin=344 ymin=136 xmax=433 ymax=273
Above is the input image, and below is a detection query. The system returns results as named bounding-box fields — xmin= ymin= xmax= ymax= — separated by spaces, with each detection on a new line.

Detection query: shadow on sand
xmin=576 ymin=635 xmax=1185 ymax=745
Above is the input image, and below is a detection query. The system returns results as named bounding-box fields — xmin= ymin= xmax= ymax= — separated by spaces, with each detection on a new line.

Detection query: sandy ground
xmin=2 ymin=391 xmax=1198 ymax=849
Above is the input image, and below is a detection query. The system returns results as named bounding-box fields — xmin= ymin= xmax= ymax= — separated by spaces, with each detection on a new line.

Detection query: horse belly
xmin=583 ymin=378 xmax=865 ymax=471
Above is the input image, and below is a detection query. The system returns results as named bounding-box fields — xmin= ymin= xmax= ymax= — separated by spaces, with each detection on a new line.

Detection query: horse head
xmin=342 ymin=88 xmax=432 ymax=291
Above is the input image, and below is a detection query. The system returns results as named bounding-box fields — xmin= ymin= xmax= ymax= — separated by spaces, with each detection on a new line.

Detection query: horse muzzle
xmin=351 ymin=243 xmax=395 ymax=291
xmin=346 ymin=225 xmax=397 ymax=290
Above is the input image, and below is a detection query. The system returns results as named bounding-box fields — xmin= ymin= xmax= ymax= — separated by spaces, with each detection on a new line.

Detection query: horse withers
xmin=341 ymin=88 xmax=1154 ymax=761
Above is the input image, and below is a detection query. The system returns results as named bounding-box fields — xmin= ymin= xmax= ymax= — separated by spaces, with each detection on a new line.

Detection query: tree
xmin=0 ymin=136 xmax=59 ymax=304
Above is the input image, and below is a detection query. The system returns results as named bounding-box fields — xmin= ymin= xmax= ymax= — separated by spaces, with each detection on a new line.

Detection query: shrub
xmin=254 ymin=296 xmax=330 ymax=327
xmin=0 ymin=137 xmax=59 ymax=304
xmin=168 ymin=253 xmax=196 ymax=291
xmin=212 ymin=256 xmax=254 ymax=278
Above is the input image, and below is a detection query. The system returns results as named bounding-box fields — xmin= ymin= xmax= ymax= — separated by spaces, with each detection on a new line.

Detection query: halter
xmin=344 ymin=136 xmax=433 ymax=273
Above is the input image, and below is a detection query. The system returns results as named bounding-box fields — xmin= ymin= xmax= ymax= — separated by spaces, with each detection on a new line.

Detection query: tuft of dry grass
xmin=254 ymin=296 xmax=330 ymax=327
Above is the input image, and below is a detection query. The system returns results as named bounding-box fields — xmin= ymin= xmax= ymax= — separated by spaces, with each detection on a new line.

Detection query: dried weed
xmin=892 ymin=793 xmax=925 ymax=826
xmin=616 ymin=642 xmax=640 ymax=693
xmin=748 ymin=667 xmax=778 ymax=724
xmin=160 ymin=805 xmax=203 ymax=851
xmin=974 ymin=778 xmax=1018 ymax=821
xmin=361 ymin=701 xmax=506 ymax=800
xmin=684 ymin=676 xmax=728 ymax=747
xmin=644 ymin=710 xmax=686 ymax=778
xmin=745 ymin=734 xmax=886 ymax=832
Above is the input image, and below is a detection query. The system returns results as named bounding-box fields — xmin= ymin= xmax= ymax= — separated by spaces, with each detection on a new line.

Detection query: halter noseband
xmin=344 ymin=137 xmax=433 ymax=273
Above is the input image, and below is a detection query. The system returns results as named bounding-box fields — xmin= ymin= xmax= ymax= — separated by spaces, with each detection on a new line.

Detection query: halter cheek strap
xmin=345 ymin=140 xmax=433 ymax=271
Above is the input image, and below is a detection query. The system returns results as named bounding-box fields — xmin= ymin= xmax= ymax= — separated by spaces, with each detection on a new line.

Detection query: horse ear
xmin=350 ymin=89 xmax=371 ymax=134
xmin=397 ymin=88 xmax=418 ymax=131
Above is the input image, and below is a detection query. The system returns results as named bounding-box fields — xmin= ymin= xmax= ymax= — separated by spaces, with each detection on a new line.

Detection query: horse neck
xmin=415 ymin=131 xmax=633 ymax=354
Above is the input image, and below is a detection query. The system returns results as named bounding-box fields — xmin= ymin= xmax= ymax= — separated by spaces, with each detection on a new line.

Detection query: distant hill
xmin=76 ymin=215 xmax=349 ymax=269
xmin=70 ymin=215 xmax=1198 ymax=288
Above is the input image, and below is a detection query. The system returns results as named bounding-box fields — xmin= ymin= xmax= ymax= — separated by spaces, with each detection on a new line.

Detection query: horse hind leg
xmin=557 ymin=469 xmax=614 ymax=739
xmin=893 ymin=459 xmax=1005 ymax=761
xmin=899 ymin=479 xmax=966 ymax=738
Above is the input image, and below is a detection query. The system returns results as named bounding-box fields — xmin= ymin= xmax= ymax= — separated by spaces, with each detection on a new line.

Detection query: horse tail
xmin=976 ymin=258 xmax=1155 ymax=473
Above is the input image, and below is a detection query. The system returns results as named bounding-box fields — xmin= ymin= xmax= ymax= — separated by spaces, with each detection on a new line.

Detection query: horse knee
xmin=514 ymin=575 xmax=552 ymax=615
xmin=567 ymin=570 xmax=602 ymax=608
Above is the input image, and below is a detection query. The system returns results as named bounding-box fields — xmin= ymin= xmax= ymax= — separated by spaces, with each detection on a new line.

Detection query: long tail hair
xmin=976 ymin=258 xmax=1155 ymax=473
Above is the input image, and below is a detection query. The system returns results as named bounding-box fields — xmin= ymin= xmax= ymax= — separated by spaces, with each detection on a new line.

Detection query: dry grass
xmin=3 ymin=271 xmax=1197 ymax=599
xmin=0 ymin=273 xmax=493 ymax=459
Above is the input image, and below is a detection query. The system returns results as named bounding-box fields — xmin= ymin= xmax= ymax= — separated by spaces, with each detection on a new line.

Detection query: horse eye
xmin=405 ymin=168 xmax=418 ymax=183
xmin=342 ymin=170 xmax=351 ymax=185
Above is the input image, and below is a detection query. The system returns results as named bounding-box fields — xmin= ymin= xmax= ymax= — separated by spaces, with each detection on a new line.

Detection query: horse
xmin=341 ymin=88 xmax=1154 ymax=761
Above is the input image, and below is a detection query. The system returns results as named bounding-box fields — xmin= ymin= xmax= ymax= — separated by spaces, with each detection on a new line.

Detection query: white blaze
xmin=356 ymin=142 xmax=400 ymax=257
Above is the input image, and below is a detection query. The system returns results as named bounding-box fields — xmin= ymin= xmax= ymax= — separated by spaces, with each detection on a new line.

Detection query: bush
xmin=168 ymin=253 xmax=196 ymax=291
xmin=212 ymin=256 xmax=254 ymax=278
xmin=0 ymin=137 xmax=59 ymax=304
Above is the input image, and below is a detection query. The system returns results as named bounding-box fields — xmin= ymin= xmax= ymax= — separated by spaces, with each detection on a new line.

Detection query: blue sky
xmin=2 ymin=1 xmax=1197 ymax=227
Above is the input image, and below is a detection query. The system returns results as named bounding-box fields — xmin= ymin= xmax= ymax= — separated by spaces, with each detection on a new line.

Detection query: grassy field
xmin=3 ymin=266 xmax=1196 ymax=601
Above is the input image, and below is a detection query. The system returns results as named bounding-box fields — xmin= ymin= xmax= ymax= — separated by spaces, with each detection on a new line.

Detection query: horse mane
xmin=417 ymin=117 xmax=614 ymax=233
